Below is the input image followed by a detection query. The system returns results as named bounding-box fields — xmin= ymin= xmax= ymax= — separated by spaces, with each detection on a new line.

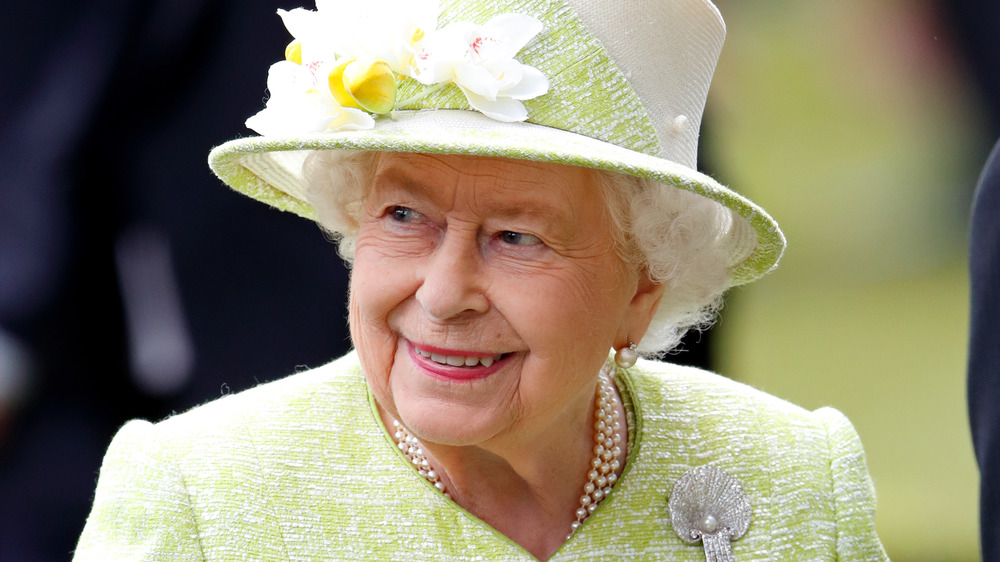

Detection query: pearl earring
xmin=614 ymin=342 xmax=638 ymax=369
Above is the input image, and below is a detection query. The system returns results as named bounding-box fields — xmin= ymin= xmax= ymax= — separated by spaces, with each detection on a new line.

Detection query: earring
xmin=614 ymin=342 xmax=638 ymax=369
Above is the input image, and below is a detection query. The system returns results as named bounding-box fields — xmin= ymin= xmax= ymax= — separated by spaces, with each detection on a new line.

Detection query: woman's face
xmin=349 ymin=153 xmax=662 ymax=447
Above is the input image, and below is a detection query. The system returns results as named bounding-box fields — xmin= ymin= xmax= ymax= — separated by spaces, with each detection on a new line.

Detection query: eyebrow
xmin=373 ymin=165 xmax=434 ymax=198
xmin=489 ymin=201 xmax=568 ymax=224
xmin=373 ymin=164 xmax=576 ymax=228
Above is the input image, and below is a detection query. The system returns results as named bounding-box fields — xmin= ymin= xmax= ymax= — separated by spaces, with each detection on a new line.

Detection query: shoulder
xmin=624 ymin=357 xmax=844 ymax=432
xmin=75 ymin=352 xmax=379 ymax=560
xmin=626 ymin=357 xmax=804 ymax=412
xmin=95 ymin=350 xmax=370 ymax=481
xmin=612 ymin=358 xmax=887 ymax=560
xmin=621 ymin=357 xmax=866 ymax=479
xmin=154 ymin=351 xmax=366 ymax=438
xmin=95 ymin=351 xmax=372 ymax=486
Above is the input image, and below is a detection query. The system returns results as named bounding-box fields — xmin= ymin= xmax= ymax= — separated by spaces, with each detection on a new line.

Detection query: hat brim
xmin=208 ymin=110 xmax=784 ymax=286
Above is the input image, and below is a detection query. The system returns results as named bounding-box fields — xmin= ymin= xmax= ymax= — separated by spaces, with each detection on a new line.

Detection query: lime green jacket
xmin=75 ymin=352 xmax=887 ymax=560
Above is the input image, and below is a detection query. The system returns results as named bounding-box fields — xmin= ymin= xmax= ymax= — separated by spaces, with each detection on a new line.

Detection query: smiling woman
xmin=348 ymin=155 xmax=660 ymax=554
xmin=360 ymin=156 xmax=641 ymax=439
xmin=75 ymin=0 xmax=887 ymax=560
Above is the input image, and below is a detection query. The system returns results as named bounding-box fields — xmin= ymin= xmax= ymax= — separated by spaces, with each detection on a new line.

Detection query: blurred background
xmin=0 ymin=0 xmax=995 ymax=560
xmin=0 ymin=1 xmax=354 ymax=559
xmin=709 ymin=1 xmax=995 ymax=560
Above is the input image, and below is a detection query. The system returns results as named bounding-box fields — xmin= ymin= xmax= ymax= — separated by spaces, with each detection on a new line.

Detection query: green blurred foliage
xmin=708 ymin=1 xmax=990 ymax=559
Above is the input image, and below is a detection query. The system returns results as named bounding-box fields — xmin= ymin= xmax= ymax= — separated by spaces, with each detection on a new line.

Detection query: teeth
xmin=415 ymin=346 xmax=503 ymax=368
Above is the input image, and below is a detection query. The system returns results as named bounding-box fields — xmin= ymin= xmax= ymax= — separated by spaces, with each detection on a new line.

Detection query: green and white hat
xmin=209 ymin=0 xmax=785 ymax=285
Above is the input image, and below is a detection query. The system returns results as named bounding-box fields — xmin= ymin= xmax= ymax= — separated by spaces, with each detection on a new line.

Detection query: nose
xmin=415 ymin=227 xmax=489 ymax=321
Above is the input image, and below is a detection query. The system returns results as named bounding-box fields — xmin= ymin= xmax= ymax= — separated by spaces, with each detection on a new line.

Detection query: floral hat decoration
xmin=209 ymin=0 xmax=785 ymax=286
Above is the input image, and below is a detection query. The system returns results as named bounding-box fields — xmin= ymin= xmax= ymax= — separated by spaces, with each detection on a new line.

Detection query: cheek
xmin=349 ymin=236 xmax=419 ymax=390
xmin=351 ymin=228 xmax=421 ymax=314
xmin=348 ymin=279 xmax=402 ymax=416
xmin=350 ymin=268 xmax=406 ymax=341
xmin=503 ymin=264 xmax=632 ymax=356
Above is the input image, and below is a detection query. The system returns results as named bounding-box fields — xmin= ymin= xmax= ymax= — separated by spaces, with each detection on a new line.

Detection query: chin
xmin=391 ymin=388 xmax=516 ymax=448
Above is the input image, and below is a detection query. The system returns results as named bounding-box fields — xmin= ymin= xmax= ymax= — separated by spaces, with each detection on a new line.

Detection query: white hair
xmin=303 ymin=151 xmax=756 ymax=354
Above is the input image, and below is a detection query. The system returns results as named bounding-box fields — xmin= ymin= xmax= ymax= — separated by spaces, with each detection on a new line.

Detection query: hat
xmin=208 ymin=0 xmax=785 ymax=285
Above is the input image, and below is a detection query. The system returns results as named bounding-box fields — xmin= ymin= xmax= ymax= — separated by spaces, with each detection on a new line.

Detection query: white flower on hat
xmin=245 ymin=60 xmax=374 ymax=136
xmin=315 ymin=0 xmax=440 ymax=74
xmin=275 ymin=7 xmax=334 ymax=67
xmin=410 ymin=14 xmax=549 ymax=122
xmin=246 ymin=1 xmax=549 ymax=134
xmin=277 ymin=0 xmax=439 ymax=73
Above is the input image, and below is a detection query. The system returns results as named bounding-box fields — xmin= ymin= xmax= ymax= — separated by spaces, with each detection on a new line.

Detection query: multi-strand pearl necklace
xmin=391 ymin=369 xmax=623 ymax=537
xmin=570 ymin=371 xmax=623 ymax=537
xmin=392 ymin=420 xmax=452 ymax=499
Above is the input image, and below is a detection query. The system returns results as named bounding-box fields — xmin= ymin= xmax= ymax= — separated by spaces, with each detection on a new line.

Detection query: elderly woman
xmin=75 ymin=0 xmax=887 ymax=559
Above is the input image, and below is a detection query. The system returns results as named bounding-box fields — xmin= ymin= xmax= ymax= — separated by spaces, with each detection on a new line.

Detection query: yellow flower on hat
xmin=329 ymin=58 xmax=397 ymax=115
xmin=284 ymin=40 xmax=303 ymax=65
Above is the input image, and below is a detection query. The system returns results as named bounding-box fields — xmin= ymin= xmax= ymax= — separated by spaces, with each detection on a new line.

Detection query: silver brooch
xmin=668 ymin=465 xmax=751 ymax=562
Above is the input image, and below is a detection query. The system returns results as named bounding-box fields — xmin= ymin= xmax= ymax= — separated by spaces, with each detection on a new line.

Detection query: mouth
xmin=406 ymin=341 xmax=514 ymax=381
xmin=413 ymin=346 xmax=509 ymax=368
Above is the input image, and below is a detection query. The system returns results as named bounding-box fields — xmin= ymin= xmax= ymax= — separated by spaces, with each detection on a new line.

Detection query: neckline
xmin=363 ymin=357 xmax=645 ymax=559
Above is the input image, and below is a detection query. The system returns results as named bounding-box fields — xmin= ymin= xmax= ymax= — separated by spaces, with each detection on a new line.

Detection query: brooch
xmin=668 ymin=465 xmax=751 ymax=562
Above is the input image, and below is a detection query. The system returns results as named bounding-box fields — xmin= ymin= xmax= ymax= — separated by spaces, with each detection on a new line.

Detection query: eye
xmin=499 ymin=231 xmax=542 ymax=246
xmin=389 ymin=206 xmax=420 ymax=223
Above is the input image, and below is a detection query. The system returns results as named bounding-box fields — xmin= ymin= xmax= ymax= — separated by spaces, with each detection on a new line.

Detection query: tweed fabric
xmin=75 ymin=352 xmax=887 ymax=560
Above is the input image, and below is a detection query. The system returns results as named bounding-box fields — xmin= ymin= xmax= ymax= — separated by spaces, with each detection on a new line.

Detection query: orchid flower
xmin=314 ymin=0 xmax=440 ymax=74
xmin=277 ymin=8 xmax=338 ymax=67
xmin=245 ymin=60 xmax=374 ymax=136
xmin=411 ymin=14 xmax=548 ymax=121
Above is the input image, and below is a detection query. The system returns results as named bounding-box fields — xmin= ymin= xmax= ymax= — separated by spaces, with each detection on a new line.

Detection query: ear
xmin=617 ymin=269 xmax=664 ymax=348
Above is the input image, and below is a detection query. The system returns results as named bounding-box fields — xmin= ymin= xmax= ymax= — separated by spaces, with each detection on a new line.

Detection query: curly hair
xmin=302 ymin=150 xmax=756 ymax=354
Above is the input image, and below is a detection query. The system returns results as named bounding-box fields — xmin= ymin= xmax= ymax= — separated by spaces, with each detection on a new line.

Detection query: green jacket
xmin=75 ymin=352 xmax=887 ymax=560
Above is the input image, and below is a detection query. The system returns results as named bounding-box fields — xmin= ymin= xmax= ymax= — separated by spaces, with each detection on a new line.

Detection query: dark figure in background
xmin=0 ymin=2 xmax=353 ymax=559
xmin=945 ymin=1 xmax=1000 ymax=559
xmin=970 ymin=139 xmax=1000 ymax=561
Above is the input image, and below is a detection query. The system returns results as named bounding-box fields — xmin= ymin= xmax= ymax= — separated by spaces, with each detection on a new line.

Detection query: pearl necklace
xmin=391 ymin=369 xmax=624 ymax=538
xmin=392 ymin=420 xmax=452 ymax=499
xmin=570 ymin=371 xmax=623 ymax=536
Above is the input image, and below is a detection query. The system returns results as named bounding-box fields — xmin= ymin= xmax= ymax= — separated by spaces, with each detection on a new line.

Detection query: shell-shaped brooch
xmin=668 ymin=465 xmax=752 ymax=562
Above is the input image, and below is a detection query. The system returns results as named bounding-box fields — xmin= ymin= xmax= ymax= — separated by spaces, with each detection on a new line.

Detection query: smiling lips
xmin=413 ymin=345 xmax=505 ymax=368
xmin=407 ymin=342 xmax=512 ymax=381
